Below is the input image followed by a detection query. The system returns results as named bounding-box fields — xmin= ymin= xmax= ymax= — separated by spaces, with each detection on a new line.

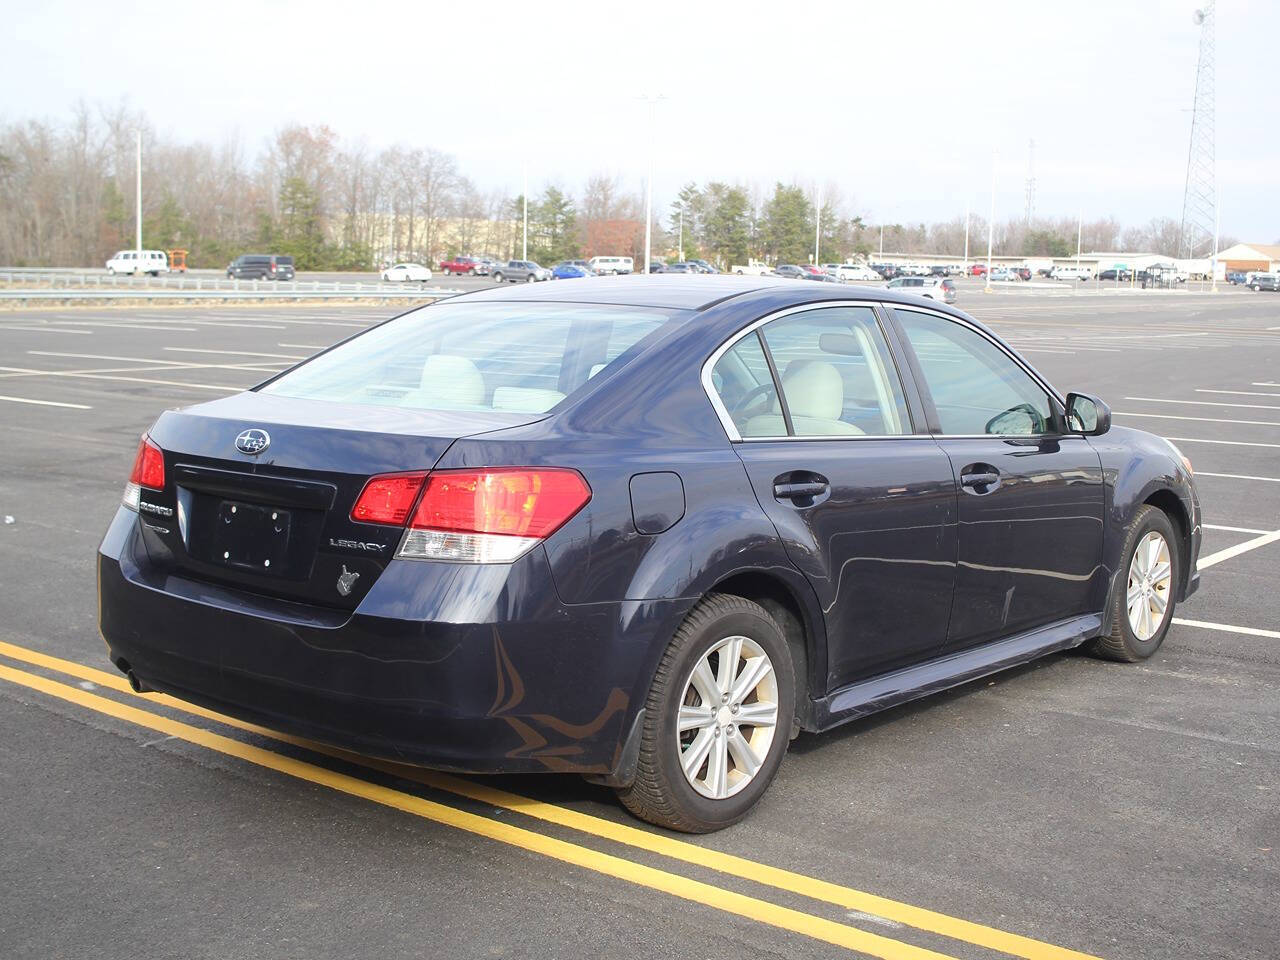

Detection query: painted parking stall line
xmin=0 ymin=394 xmax=91 ymax=409
xmin=0 ymin=639 xmax=1105 ymax=960
xmin=0 ymin=659 xmax=1080 ymax=960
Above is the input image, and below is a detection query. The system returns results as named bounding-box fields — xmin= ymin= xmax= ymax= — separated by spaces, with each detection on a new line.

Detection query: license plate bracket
xmin=209 ymin=500 xmax=292 ymax=574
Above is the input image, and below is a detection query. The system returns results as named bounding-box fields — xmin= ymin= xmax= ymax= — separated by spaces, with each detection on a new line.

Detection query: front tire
xmin=617 ymin=593 xmax=794 ymax=833
xmin=492 ymin=272 xmax=504 ymax=282
xmin=1089 ymin=505 xmax=1179 ymax=662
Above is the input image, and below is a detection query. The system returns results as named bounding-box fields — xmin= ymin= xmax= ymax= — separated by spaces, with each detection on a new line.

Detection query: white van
xmin=106 ymin=250 xmax=169 ymax=276
xmin=587 ymin=256 xmax=633 ymax=275
xmin=1050 ymin=265 xmax=1093 ymax=282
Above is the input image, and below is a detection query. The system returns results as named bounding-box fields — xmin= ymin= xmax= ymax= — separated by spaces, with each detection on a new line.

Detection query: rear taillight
xmin=350 ymin=472 xmax=428 ymax=525
xmin=399 ymin=468 xmax=590 ymax=563
xmin=122 ymin=435 xmax=164 ymax=511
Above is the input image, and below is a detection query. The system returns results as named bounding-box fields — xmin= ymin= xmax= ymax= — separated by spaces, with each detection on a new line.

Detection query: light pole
xmin=640 ymin=94 xmax=666 ymax=275
xmin=678 ymin=208 xmax=683 ymax=262
xmin=1211 ymin=183 xmax=1220 ymax=292
xmin=135 ymin=130 xmax=142 ymax=254
xmin=813 ymin=187 xmax=821 ymax=266
xmin=984 ymin=151 xmax=996 ymax=294
xmin=879 ymin=222 xmax=884 ymax=261
xmin=522 ymin=163 xmax=528 ymax=261
xmin=963 ymin=198 xmax=970 ymax=273
xmin=1075 ymin=211 xmax=1082 ymax=276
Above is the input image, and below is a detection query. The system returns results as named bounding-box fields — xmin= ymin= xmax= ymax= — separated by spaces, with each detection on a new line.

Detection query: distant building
xmin=1216 ymin=243 xmax=1280 ymax=274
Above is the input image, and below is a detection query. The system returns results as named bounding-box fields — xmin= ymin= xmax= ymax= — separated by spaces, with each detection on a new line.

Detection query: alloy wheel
xmin=1126 ymin=531 xmax=1172 ymax=641
xmin=676 ymin=635 xmax=779 ymax=800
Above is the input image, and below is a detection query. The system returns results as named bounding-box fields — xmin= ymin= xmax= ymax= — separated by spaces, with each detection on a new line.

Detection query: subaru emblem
xmin=235 ymin=428 xmax=270 ymax=456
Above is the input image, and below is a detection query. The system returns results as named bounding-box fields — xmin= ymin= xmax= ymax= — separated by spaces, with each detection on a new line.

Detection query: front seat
xmin=745 ymin=359 xmax=862 ymax=437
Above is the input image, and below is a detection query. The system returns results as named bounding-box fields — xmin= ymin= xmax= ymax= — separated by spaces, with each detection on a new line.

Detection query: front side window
xmin=262 ymin=303 xmax=676 ymax=414
xmin=895 ymin=309 xmax=1055 ymax=436
xmin=710 ymin=306 xmax=910 ymax=438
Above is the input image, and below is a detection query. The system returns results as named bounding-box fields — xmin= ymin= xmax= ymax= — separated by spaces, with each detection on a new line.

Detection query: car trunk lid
xmin=136 ymin=391 xmax=541 ymax=611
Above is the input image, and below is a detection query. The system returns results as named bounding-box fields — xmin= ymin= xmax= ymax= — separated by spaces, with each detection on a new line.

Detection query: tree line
xmin=0 ymin=105 xmax=1232 ymax=271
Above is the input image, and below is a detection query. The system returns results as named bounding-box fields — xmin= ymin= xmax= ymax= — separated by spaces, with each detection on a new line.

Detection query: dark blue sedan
xmin=551 ymin=262 xmax=592 ymax=279
xmin=99 ymin=276 xmax=1201 ymax=832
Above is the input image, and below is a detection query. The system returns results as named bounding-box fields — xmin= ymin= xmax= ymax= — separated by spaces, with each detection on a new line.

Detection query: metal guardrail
xmin=0 ymin=288 xmax=459 ymax=305
xmin=0 ymin=270 xmax=451 ymax=295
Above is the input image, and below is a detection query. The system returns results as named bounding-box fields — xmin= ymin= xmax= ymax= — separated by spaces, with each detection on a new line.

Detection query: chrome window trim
xmin=701 ymin=299 xmax=910 ymax=443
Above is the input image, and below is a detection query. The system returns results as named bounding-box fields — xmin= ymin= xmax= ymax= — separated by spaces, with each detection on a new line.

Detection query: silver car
xmin=492 ymin=260 xmax=552 ymax=283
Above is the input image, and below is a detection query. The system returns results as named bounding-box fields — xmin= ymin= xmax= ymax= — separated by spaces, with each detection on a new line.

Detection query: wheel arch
xmin=1143 ymin=487 xmax=1192 ymax=598
xmin=706 ymin=569 xmax=823 ymax=731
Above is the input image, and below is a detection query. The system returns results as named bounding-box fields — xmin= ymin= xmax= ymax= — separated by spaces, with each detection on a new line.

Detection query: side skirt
xmin=811 ymin=613 xmax=1103 ymax=732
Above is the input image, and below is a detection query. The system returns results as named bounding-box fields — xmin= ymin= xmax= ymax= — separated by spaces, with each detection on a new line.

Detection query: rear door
xmin=708 ymin=303 xmax=958 ymax=691
xmin=888 ymin=306 xmax=1106 ymax=651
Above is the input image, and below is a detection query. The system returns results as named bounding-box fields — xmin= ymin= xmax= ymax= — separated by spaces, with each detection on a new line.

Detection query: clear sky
xmin=3 ymin=0 xmax=1274 ymax=239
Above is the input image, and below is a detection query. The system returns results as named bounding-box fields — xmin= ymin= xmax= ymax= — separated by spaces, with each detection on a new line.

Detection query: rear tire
xmin=616 ymin=593 xmax=794 ymax=833
xmin=1089 ymin=505 xmax=1179 ymax=662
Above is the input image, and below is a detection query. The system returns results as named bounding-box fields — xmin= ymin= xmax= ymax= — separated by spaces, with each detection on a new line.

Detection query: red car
xmin=439 ymin=256 xmax=482 ymax=276
xmin=969 ymin=263 xmax=988 ymax=276
xmin=800 ymin=264 xmax=824 ymax=277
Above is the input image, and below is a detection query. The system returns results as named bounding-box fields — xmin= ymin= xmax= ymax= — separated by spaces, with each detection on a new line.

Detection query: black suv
xmin=1249 ymin=274 xmax=1280 ymax=292
xmin=227 ymin=254 xmax=295 ymax=281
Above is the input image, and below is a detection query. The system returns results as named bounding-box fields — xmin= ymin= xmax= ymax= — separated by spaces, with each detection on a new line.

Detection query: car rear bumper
xmin=97 ymin=507 xmax=686 ymax=777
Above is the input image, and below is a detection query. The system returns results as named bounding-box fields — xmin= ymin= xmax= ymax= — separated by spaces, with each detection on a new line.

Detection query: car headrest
xmin=780 ymin=359 xmax=844 ymax=421
xmin=419 ymin=355 xmax=484 ymax=405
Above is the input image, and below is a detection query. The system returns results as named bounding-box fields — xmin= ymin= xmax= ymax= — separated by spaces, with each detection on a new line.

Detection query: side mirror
xmin=1065 ymin=392 xmax=1111 ymax=436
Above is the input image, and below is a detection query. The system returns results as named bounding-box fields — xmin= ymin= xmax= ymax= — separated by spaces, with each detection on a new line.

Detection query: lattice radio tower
xmin=1179 ymin=2 xmax=1216 ymax=258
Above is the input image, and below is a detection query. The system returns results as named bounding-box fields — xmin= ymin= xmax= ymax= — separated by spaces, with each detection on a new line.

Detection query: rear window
xmin=260 ymin=302 xmax=679 ymax=414
xmin=274 ymin=256 xmax=294 ymax=266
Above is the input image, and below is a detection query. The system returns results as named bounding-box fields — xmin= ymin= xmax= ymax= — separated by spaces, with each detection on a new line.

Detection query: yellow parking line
xmin=0 ymin=640 xmax=1103 ymax=960
xmin=0 ymin=660 xmax=956 ymax=960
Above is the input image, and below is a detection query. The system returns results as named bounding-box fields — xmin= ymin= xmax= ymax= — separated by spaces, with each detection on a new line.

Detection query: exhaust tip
xmin=115 ymin=658 xmax=151 ymax=694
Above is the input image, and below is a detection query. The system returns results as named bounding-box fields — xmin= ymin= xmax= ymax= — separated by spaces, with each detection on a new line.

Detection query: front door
xmin=890 ymin=307 xmax=1106 ymax=650
xmin=708 ymin=304 xmax=958 ymax=692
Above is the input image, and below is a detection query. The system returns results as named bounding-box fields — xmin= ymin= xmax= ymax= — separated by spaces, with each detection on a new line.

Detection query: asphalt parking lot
xmin=1 ymin=287 xmax=1277 ymax=960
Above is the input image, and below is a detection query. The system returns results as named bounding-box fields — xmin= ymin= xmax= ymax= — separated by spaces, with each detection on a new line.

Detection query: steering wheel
xmin=729 ymin=381 xmax=778 ymax=419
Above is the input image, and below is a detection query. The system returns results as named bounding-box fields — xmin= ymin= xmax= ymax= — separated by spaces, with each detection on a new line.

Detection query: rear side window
xmin=261 ymin=303 xmax=678 ymax=414
xmin=711 ymin=306 xmax=910 ymax=438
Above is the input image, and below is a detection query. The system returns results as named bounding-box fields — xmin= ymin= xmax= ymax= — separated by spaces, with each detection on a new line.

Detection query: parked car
xmin=440 ymin=256 xmax=483 ymax=276
xmin=663 ymin=262 xmax=697 ymax=274
xmin=969 ymin=263 xmax=988 ymax=277
xmin=731 ymin=261 xmax=773 ymax=276
xmin=227 ymin=254 xmax=295 ymax=281
xmin=492 ymin=260 xmax=551 ymax=282
xmin=870 ymin=263 xmax=900 ymax=280
xmin=989 ymin=268 xmax=1016 ymax=282
xmin=589 ymin=256 xmax=633 ymax=275
xmin=649 ymin=262 xmax=667 ymax=273
xmin=1098 ymin=269 xmax=1132 ymax=282
xmin=689 ymin=259 xmax=719 ymax=274
xmin=833 ymin=263 xmax=882 ymax=282
xmin=564 ymin=260 xmax=594 ymax=274
xmin=887 ymin=276 xmax=958 ymax=304
xmin=772 ymin=264 xmax=807 ymax=279
xmin=1226 ymin=271 xmax=1246 ymax=285
xmin=929 ymin=265 xmax=948 ymax=277
xmin=1013 ymin=267 xmax=1032 ymax=281
xmin=552 ymin=262 xmax=592 ymax=279
xmin=944 ymin=264 xmax=965 ymax=276
xmin=1249 ymin=274 xmax=1280 ymax=292
xmin=106 ymin=250 xmax=169 ymax=276
xmin=98 ymin=275 xmax=1201 ymax=833
xmin=382 ymin=263 xmax=433 ymax=283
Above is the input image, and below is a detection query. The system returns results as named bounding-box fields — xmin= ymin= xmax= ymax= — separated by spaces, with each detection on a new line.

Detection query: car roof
xmin=444 ymin=274 xmax=972 ymax=315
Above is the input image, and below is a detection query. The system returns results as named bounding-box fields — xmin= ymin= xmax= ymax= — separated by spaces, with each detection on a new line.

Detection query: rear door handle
xmin=960 ymin=467 xmax=1001 ymax=493
xmin=773 ymin=481 xmax=830 ymax=499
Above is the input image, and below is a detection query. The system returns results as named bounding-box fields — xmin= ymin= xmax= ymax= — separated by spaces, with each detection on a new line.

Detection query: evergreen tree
xmin=760 ymin=183 xmax=813 ymax=264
